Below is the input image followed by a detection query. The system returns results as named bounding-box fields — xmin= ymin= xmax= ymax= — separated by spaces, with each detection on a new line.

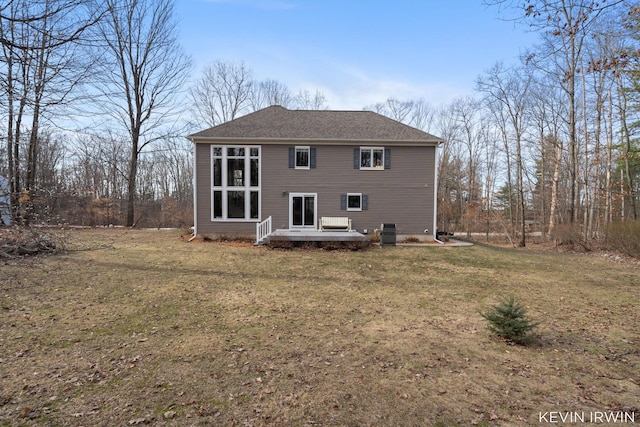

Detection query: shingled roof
xmin=188 ymin=105 xmax=443 ymax=145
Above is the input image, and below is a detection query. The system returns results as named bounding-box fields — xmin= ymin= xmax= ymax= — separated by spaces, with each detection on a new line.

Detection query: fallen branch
xmin=0 ymin=227 xmax=64 ymax=259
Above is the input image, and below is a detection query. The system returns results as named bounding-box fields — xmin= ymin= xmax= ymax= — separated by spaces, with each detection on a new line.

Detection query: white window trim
xmin=289 ymin=193 xmax=317 ymax=229
xmin=360 ymin=146 xmax=385 ymax=170
xmin=211 ymin=145 xmax=261 ymax=222
xmin=346 ymin=193 xmax=362 ymax=211
xmin=295 ymin=146 xmax=310 ymax=170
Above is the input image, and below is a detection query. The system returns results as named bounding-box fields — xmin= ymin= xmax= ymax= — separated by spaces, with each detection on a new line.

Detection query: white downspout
xmin=433 ymin=143 xmax=444 ymax=244
xmin=189 ymin=143 xmax=198 ymax=241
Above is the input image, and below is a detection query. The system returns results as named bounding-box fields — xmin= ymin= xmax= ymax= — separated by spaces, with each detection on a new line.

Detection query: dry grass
xmin=0 ymin=228 xmax=638 ymax=426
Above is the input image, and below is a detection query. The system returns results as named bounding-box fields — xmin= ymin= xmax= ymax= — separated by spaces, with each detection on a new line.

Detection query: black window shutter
xmin=340 ymin=194 xmax=347 ymax=210
xmin=362 ymin=194 xmax=368 ymax=210
xmin=310 ymin=147 xmax=316 ymax=168
xmin=354 ymin=148 xmax=360 ymax=169
xmin=288 ymin=147 xmax=295 ymax=168
xmin=384 ymin=148 xmax=391 ymax=169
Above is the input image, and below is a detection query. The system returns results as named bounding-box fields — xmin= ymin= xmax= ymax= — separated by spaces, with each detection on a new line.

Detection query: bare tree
xmin=294 ymin=89 xmax=328 ymax=110
xmin=528 ymin=73 xmax=567 ymax=238
xmin=450 ymin=96 xmax=486 ymax=238
xmin=487 ymin=0 xmax=628 ymax=224
xmin=249 ymin=78 xmax=293 ymax=110
xmin=66 ymin=133 xmax=130 ymax=225
xmin=433 ymin=103 xmax=462 ymax=233
xmin=617 ymin=8 xmax=640 ymax=221
xmin=189 ymin=60 xmax=252 ymax=127
xmin=140 ymin=138 xmax=193 ymax=227
xmin=409 ymin=99 xmax=436 ymax=132
xmin=585 ymin=21 xmax=627 ymax=227
xmin=582 ymin=41 xmax=614 ymax=236
xmin=364 ymin=97 xmax=414 ymax=122
xmin=190 ymin=60 xmax=332 ymax=125
xmin=616 ymin=69 xmax=638 ymax=220
xmin=0 ymin=0 xmax=99 ymax=224
xmin=93 ymin=0 xmax=191 ymax=226
xmin=477 ymin=62 xmax=532 ymax=246
xmin=31 ymin=131 xmax=67 ymax=222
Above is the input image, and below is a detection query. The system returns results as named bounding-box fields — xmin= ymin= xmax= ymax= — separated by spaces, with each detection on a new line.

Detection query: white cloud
xmin=326 ymin=80 xmax=465 ymax=111
xmin=293 ymin=61 xmax=470 ymax=110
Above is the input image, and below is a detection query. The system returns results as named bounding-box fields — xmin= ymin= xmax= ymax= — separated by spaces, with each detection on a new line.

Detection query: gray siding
xmin=194 ymin=142 xmax=436 ymax=239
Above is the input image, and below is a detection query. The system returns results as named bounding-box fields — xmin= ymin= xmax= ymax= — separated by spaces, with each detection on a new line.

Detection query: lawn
xmin=1 ymin=229 xmax=638 ymax=426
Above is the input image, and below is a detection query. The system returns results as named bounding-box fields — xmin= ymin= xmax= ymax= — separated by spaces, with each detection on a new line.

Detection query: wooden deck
xmin=264 ymin=229 xmax=369 ymax=244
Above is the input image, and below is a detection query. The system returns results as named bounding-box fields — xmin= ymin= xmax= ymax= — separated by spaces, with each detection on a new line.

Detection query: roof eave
xmin=186 ymin=136 xmax=444 ymax=146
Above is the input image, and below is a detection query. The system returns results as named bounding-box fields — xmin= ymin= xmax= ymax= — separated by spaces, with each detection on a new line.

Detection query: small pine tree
xmin=480 ymin=297 xmax=540 ymax=345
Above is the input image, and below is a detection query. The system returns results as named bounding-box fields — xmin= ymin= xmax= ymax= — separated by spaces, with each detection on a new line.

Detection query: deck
xmin=269 ymin=229 xmax=369 ymax=242
xmin=266 ymin=229 xmax=369 ymax=242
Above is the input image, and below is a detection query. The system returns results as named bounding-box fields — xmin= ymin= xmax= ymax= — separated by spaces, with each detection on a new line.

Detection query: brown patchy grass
xmin=0 ymin=229 xmax=638 ymax=426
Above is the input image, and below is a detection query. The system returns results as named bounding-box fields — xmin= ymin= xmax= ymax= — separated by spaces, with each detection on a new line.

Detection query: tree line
xmin=363 ymin=0 xmax=640 ymax=247
xmin=0 ymin=0 xmax=639 ymax=248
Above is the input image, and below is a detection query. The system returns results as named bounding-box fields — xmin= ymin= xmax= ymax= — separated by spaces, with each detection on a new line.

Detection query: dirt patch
xmin=0 ymin=228 xmax=638 ymax=426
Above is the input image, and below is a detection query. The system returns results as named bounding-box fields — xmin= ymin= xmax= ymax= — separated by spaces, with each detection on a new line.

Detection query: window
xmin=347 ymin=193 xmax=362 ymax=211
xmin=341 ymin=193 xmax=368 ymax=211
xmin=355 ymin=147 xmax=390 ymax=170
xmin=361 ymin=147 xmax=384 ymax=169
xmin=295 ymin=146 xmax=309 ymax=169
xmin=289 ymin=147 xmax=316 ymax=169
xmin=211 ymin=145 xmax=260 ymax=221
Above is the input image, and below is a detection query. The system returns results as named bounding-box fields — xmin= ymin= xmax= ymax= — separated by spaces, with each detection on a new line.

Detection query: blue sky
xmin=175 ymin=0 xmax=538 ymax=110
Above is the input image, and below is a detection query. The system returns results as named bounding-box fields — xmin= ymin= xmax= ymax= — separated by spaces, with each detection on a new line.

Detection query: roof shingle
xmin=188 ymin=105 xmax=443 ymax=144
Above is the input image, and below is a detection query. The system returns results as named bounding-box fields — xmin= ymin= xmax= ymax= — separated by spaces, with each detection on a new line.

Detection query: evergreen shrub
xmin=480 ymin=296 xmax=540 ymax=345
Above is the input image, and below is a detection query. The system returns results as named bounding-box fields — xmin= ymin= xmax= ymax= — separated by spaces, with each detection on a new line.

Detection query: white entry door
xmin=289 ymin=193 xmax=317 ymax=229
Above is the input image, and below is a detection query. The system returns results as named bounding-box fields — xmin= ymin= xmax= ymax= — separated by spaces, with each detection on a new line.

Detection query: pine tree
xmin=480 ymin=297 xmax=540 ymax=345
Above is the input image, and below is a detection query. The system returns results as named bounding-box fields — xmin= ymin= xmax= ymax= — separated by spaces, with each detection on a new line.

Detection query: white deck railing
xmin=256 ymin=216 xmax=272 ymax=244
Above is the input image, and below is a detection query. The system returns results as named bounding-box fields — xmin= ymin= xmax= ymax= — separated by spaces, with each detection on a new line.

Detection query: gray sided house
xmin=187 ymin=105 xmax=443 ymax=243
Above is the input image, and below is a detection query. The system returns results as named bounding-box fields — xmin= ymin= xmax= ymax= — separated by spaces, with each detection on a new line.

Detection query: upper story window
xmin=289 ymin=146 xmax=316 ymax=169
xmin=361 ymin=147 xmax=384 ymax=169
xmin=295 ymin=146 xmax=310 ymax=169
xmin=355 ymin=147 xmax=390 ymax=170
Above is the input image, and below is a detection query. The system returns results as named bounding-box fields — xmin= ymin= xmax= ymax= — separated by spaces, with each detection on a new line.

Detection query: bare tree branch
xmin=92 ymin=0 xmax=192 ymax=226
